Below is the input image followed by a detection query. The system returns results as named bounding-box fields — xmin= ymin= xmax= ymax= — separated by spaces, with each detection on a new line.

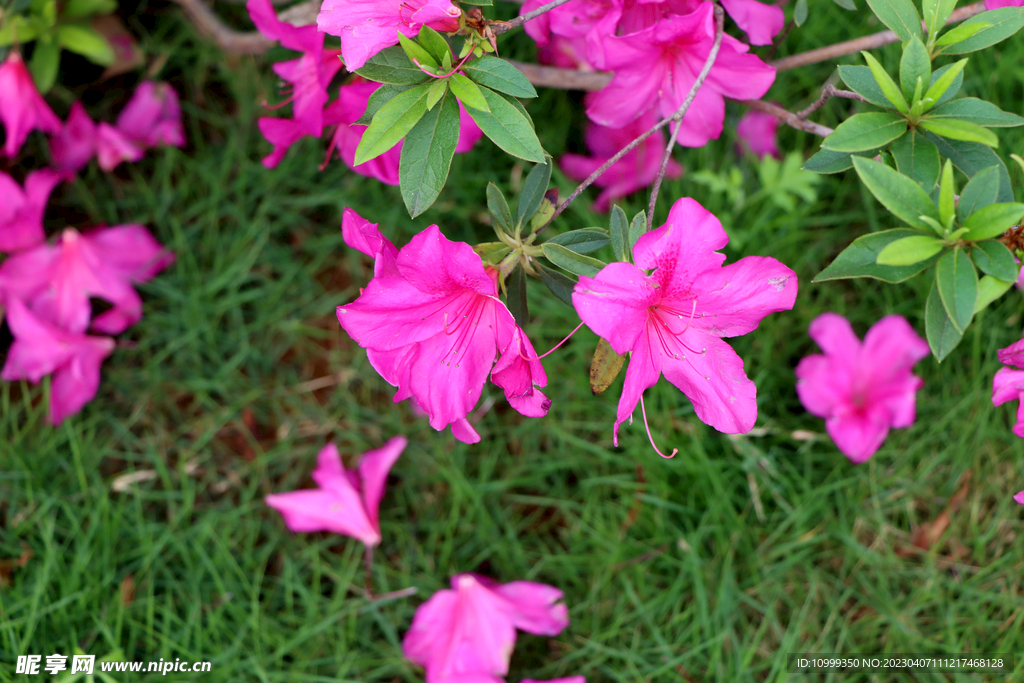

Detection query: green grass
xmin=2 ymin=3 xmax=1024 ymax=682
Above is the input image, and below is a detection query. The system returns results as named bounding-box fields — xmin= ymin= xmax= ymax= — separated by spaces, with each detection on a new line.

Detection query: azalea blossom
xmin=317 ymin=0 xmax=461 ymax=71
xmin=718 ymin=0 xmax=784 ymax=45
xmin=50 ymin=101 xmax=153 ymax=173
xmin=993 ymin=337 xmax=1024 ymax=438
xmin=735 ymin=110 xmax=780 ymax=160
xmin=265 ymin=437 xmax=406 ymax=546
xmin=0 ymin=169 xmax=64 ymax=253
xmin=560 ymin=105 xmax=682 ymax=212
xmin=586 ymin=3 xmax=775 ymax=147
xmin=336 ymin=209 xmax=549 ymax=444
xmin=402 ymin=573 xmax=569 ymax=683
xmin=572 ymin=197 xmax=797 ymax=451
xmin=115 ymin=81 xmax=185 ymax=149
xmin=796 ymin=313 xmax=929 ymax=463
xmin=0 ymin=52 xmax=62 ymax=157
xmin=0 ymin=225 xmax=175 ymax=334
xmin=1 ymin=298 xmax=115 ymax=425
xmin=985 ymin=0 xmax=1023 ymax=8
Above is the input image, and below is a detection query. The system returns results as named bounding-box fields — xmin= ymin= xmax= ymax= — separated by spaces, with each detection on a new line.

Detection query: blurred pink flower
xmin=0 ymin=52 xmax=62 ymax=157
xmin=0 ymin=169 xmax=64 ymax=253
xmin=1 ymin=298 xmax=114 ymax=425
xmin=586 ymin=3 xmax=775 ymax=147
xmin=0 ymin=225 xmax=174 ymax=334
xmin=337 ymin=211 xmax=549 ymax=444
xmin=50 ymin=102 xmax=99 ymax=173
xmin=265 ymin=437 xmax=406 ymax=546
xmin=985 ymin=0 xmax=1023 ymax=7
xmin=1015 ymin=490 xmax=1024 ymax=504
xmin=560 ymin=106 xmax=681 ymax=212
xmin=718 ymin=0 xmax=784 ymax=45
xmin=573 ymin=197 xmax=797 ymax=449
xmin=993 ymin=337 xmax=1024 ymax=438
xmin=796 ymin=313 xmax=929 ymax=463
xmin=116 ymin=81 xmax=185 ymax=148
xmin=317 ymin=0 xmax=461 ymax=71
xmin=402 ymin=573 xmax=569 ymax=683
xmin=735 ymin=110 xmax=780 ymax=160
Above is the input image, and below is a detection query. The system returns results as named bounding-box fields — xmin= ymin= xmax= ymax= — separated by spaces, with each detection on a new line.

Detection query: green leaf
xmin=536 ymin=261 xmax=576 ymax=306
xmin=918 ymin=118 xmax=999 ymax=146
xmin=971 ymin=240 xmax=1018 ymax=281
xmin=610 ymin=205 xmax=629 ymax=262
xmin=861 ymin=52 xmax=909 ymax=113
xmin=890 ymin=131 xmax=941 ymax=189
xmin=851 ymin=157 xmax=941 ymax=230
xmin=922 ymin=0 xmax=957 ymax=40
xmin=837 ymin=65 xmax=896 ymax=108
xmin=398 ymin=33 xmax=437 ymax=69
xmin=822 ymin=112 xmax=908 ymax=153
xmin=865 ymin=0 xmax=923 ymax=41
xmin=464 ymin=87 xmax=545 ymax=163
xmin=962 ymin=202 xmax=1024 ymax=240
xmin=0 ymin=16 xmax=40 ymax=45
xmin=590 ymin=338 xmax=626 ymax=395
xmin=899 ymin=36 xmax=931 ymax=103
xmin=460 ymin=0 xmax=492 ymax=5
xmin=974 ymin=274 xmax=1014 ymax=313
xmin=548 ymin=229 xmax=610 ymax=254
xmin=922 ymin=59 xmax=967 ymax=109
xmin=425 ymin=79 xmax=447 ymax=110
xmin=940 ymin=7 xmax=1024 ymax=54
xmin=938 ymin=159 xmax=956 ymax=226
xmin=875 ymin=234 xmax=945 ymax=265
xmin=506 ymin=265 xmax=528 ymax=327
xmin=449 ymin=72 xmax=489 ymax=112
xmin=833 ymin=0 xmax=856 ymax=8
xmin=935 ymin=247 xmax=977 ymax=332
xmin=29 ymin=39 xmax=60 ymax=93
xmin=355 ymin=46 xmax=431 ymax=85
xmin=356 ymin=83 xmax=417 ymax=125
xmin=814 ymin=228 xmax=940 ymax=282
xmin=461 ymin=56 xmax=537 ymax=98
xmin=473 ymin=241 xmax=512 ymax=264
xmin=629 ymin=211 xmax=646 ymax=250
xmin=354 ymin=84 xmax=430 ymax=165
xmin=935 ymin=21 xmax=989 ymax=47
xmin=926 ymin=97 xmax=1024 ymax=128
xmin=925 ymin=278 xmax=965 ymax=360
xmin=925 ymin=133 xmax=1014 ymax=202
xmin=529 ymin=189 xmax=558 ymax=233
xmin=516 ymin=157 xmax=552 ymax=228
xmin=61 ymin=0 xmax=116 ymax=18
xmin=417 ymin=26 xmax=450 ymax=65
xmin=802 ymin=146 xmax=883 ymax=174
xmin=487 ymin=182 xmax=513 ymax=234
xmin=794 ymin=0 xmax=809 ymax=25
xmin=398 ymin=89 xmax=460 ymax=217
xmin=957 ymin=165 xmax=1000 ymax=221
xmin=542 ymin=243 xmax=606 ymax=277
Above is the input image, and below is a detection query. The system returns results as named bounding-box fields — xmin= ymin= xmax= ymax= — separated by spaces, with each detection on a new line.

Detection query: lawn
xmin=1 ymin=1 xmax=1024 ymax=681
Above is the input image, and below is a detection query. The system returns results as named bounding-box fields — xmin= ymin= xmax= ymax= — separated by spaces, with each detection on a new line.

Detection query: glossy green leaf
xmin=356 ymin=83 xmax=417 ymax=125
xmin=922 ymin=0 xmax=957 ymax=40
xmin=355 ymin=46 xmax=431 ymax=85
xmin=833 ymin=0 xmax=856 ymax=8
xmin=851 ymin=157 xmax=941 ymax=230
xmin=629 ymin=211 xmax=645 ymax=249
xmin=927 ymin=97 xmax=1024 ymax=128
xmin=940 ymin=7 xmax=1024 ymax=54
xmin=542 ymin=243 xmax=606 ymax=277
xmin=417 ymin=26 xmax=450 ymax=65
xmin=487 ymin=182 xmax=513 ymax=234
xmin=61 ymin=0 xmax=116 ymax=18
xmin=935 ymin=248 xmax=977 ymax=332
xmin=899 ymin=36 xmax=931 ymax=103
xmin=925 ymin=278 xmax=964 ymax=360
xmin=354 ymin=84 xmax=430 ymax=165
xmin=974 ymin=274 xmax=1014 ymax=313
xmin=957 ymin=165 xmax=1000 ymax=221
xmin=814 ymin=228 xmax=940 ymax=282
xmin=822 ymin=112 xmax=907 ymax=153
xmin=890 ymin=131 xmax=941 ymax=189
xmin=935 ymin=21 xmax=989 ymax=47
xmin=938 ymin=160 xmax=956 ymax=226
xmin=506 ymin=265 xmax=528 ymax=326
xmin=861 ymin=52 xmax=909 ymax=113
xmin=802 ymin=147 xmax=883 ymax=174
xmin=962 ymin=202 xmax=1024 ymax=240
xmin=923 ymin=59 xmax=968 ymax=109
xmin=875 ymin=235 xmax=945 ymax=265
xmin=464 ymin=87 xmax=544 ymax=163
xmin=610 ymin=205 xmax=629 ymax=262
xmin=548 ymin=229 xmax=610 ymax=254
xmin=496 ymin=91 xmax=534 ymax=127
xmin=925 ymin=134 xmax=1014 ymax=202
xmin=398 ymin=89 xmax=460 ymax=217
xmin=529 ymin=189 xmax=558 ymax=233
xmin=425 ymin=79 xmax=447 ymax=110
xmin=971 ymin=240 xmax=1018 ymax=281
xmin=461 ymin=55 xmax=537 ymax=98
xmin=536 ymin=261 xmax=576 ymax=306
xmin=837 ymin=65 xmax=895 ymax=108
xmin=449 ymin=73 xmax=489 ymax=112
xmin=919 ymin=118 xmax=999 ymax=146
xmin=865 ymin=0 xmax=923 ymax=41
xmin=29 ymin=39 xmax=60 ymax=93
xmin=516 ymin=157 xmax=552 ymax=228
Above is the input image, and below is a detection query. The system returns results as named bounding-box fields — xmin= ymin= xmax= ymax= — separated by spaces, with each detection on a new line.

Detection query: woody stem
xmin=491 ymin=0 xmax=578 ymax=35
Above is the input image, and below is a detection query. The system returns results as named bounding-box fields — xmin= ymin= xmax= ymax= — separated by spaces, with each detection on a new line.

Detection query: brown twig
xmin=647 ymin=3 xmax=725 ymax=230
xmin=796 ymin=84 xmax=866 ymax=120
xmin=491 ymin=0 xmax=577 ymax=35
xmin=738 ymin=99 xmax=834 ymax=137
xmin=171 ymin=0 xmax=274 ymax=53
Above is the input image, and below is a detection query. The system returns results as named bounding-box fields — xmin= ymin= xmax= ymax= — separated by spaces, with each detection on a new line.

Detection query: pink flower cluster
xmin=246 ymin=0 xmax=482 ymax=182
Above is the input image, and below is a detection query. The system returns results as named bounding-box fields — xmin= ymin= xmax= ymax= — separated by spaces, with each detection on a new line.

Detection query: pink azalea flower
xmin=1 ymin=298 xmax=115 ymax=425
xmin=115 ymin=81 xmax=185 ymax=149
xmin=264 ymin=437 xmax=406 ymax=545
xmin=0 ymin=225 xmax=175 ymax=334
xmin=796 ymin=313 xmax=929 ymax=463
xmin=0 ymin=52 xmax=62 ymax=158
xmin=96 ymin=123 xmax=146 ymax=171
xmin=317 ymin=0 xmax=461 ymax=71
xmin=735 ymin=110 xmax=780 ymax=160
xmin=718 ymin=0 xmax=784 ymax=45
xmin=402 ymin=573 xmax=569 ymax=683
xmin=1015 ymin=490 xmax=1024 ymax=504
xmin=560 ymin=105 xmax=682 ymax=212
xmin=520 ymin=0 xmax=622 ymax=68
xmin=993 ymin=337 xmax=1024 ymax=438
xmin=572 ymin=197 xmax=797 ymax=448
xmin=50 ymin=102 xmax=99 ymax=173
xmin=586 ymin=3 xmax=775 ymax=147
xmin=336 ymin=210 xmax=549 ymax=444
xmin=0 ymin=169 xmax=64 ymax=253
xmin=985 ymin=0 xmax=1023 ymax=7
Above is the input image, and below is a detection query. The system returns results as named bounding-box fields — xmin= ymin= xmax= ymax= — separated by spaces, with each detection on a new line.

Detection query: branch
xmin=647 ymin=3 xmax=724 ymax=229
xmin=170 ymin=0 xmax=318 ymax=53
xmin=737 ymin=99 xmax=834 ymax=137
xmin=491 ymin=0 xmax=577 ymax=35
xmin=795 ymin=84 xmax=865 ymax=120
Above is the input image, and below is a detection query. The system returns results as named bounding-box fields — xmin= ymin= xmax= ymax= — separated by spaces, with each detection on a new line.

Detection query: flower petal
xmin=358 ymin=435 xmax=406 ymax=530
xmin=688 ymin=255 xmax=797 ymax=338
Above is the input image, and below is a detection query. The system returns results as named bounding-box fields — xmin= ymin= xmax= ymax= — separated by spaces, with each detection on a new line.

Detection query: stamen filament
xmin=518 ymin=321 xmax=585 ymax=361
xmin=640 ymin=393 xmax=677 ymax=459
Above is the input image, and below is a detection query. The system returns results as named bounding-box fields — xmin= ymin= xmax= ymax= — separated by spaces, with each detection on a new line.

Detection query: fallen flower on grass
xmin=115 ymin=81 xmax=185 ymax=149
xmin=0 ymin=169 xmax=65 ymax=253
xmin=0 ymin=52 xmax=62 ymax=158
xmin=265 ymin=437 xmax=406 ymax=546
